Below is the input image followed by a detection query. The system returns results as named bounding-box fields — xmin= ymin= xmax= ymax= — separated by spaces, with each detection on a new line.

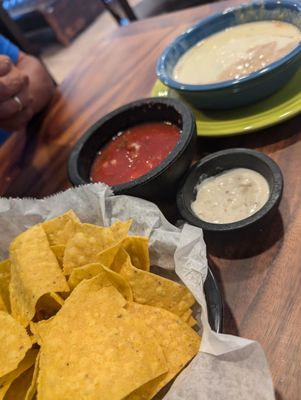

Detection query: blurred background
xmin=0 ymin=0 xmax=209 ymax=82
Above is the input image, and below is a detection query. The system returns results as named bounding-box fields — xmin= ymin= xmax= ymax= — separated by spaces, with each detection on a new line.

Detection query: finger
xmin=0 ymin=56 xmax=12 ymax=77
xmin=0 ymin=85 xmax=32 ymax=119
xmin=0 ymin=106 xmax=33 ymax=131
xmin=0 ymin=67 xmax=28 ymax=102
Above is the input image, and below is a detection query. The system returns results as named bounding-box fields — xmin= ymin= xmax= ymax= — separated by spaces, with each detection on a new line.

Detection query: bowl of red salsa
xmin=68 ymin=97 xmax=196 ymax=200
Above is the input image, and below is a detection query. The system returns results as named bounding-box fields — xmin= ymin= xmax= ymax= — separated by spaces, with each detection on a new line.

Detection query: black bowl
xmin=68 ymin=97 xmax=196 ymax=200
xmin=204 ymin=266 xmax=223 ymax=333
xmin=177 ymin=148 xmax=283 ymax=234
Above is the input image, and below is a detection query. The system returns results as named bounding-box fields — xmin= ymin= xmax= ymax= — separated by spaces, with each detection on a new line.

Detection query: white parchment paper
xmin=0 ymin=183 xmax=275 ymax=400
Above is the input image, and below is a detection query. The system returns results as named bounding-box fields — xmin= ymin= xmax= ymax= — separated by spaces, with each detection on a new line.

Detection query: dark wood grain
xmin=4 ymin=2 xmax=301 ymax=398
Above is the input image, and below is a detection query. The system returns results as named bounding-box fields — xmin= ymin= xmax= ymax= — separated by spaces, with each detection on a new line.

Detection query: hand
xmin=0 ymin=56 xmax=34 ymax=131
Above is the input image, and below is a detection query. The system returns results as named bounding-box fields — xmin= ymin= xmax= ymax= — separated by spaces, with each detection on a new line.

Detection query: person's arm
xmin=0 ymin=52 xmax=54 ymax=131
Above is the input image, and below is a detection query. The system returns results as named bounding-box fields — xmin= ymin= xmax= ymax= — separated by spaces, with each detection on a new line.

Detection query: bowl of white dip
xmin=176 ymin=148 xmax=283 ymax=233
xmin=156 ymin=0 xmax=301 ymax=109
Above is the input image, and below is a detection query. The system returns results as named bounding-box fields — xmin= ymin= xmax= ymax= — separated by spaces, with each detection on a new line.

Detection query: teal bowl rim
xmin=156 ymin=0 xmax=301 ymax=92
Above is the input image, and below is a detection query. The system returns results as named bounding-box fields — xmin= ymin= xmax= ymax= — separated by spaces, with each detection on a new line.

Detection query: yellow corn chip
xmin=36 ymin=281 xmax=167 ymax=400
xmin=25 ymin=353 xmax=40 ymax=400
xmin=0 ymin=260 xmax=10 ymax=313
xmin=188 ymin=315 xmax=197 ymax=327
xmin=125 ymin=303 xmax=201 ymax=400
xmin=29 ymin=334 xmax=37 ymax=346
xmin=30 ymin=319 xmax=54 ymax=347
xmin=112 ymin=249 xmax=195 ymax=316
xmin=0 ymin=349 xmax=38 ymax=399
xmin=1 ymin=212 xmax=202 ymax=399
xmin=34 ymin=292 xmax=65 ymax=322
xmin=122 ymin=236 xmax=150 ymax=271
xmin=50 ymin=245 xmax=65 ymax=268
xmin=50 ymin=292 xmax=64 ymax=306
xmin=63 ymin=220 xmax=132 ymax=275
xmin=0 ymin=311 xmax=32 ymax=377
xmin=31 ymin=278 xmax=128 ymax=345
xmin=68 ymin=263 xmax=133 ymax=301
xmin=0 ymin=295 xmax=7 ymax=312
xmin=42 ymin=210 xmax=80 ymax=246
xmin=0 ymin=259 xmax=10 ymax=274
xmin=9 ymin=225 xmax=69 ymax=326
xmin=95 ymin=242 xmax=122 ymax=269
xmin=181 ymin=308 xmax=192 ymax=322
xmin=3 ymin=365 xmax=34 ymax=400
xmin=67 ymin=263 xmax=108 ymax=289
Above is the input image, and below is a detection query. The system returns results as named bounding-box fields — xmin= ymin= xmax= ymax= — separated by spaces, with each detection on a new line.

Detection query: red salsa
xmin=90 ymin=122 xmax=180 ymax=186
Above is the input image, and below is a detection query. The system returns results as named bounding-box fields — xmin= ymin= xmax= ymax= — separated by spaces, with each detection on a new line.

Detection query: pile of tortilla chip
xmin=0 ymin=210 xmax=201 ymax=399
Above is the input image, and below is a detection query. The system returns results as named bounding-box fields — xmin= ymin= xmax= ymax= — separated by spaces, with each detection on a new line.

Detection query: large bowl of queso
xmin=156 ymin=0 xmax=301 ymax=109
xmin=68 ymin=98 xmax=196 ymax=200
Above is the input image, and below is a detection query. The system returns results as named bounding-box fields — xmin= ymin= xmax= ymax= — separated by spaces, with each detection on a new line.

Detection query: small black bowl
xmin=177 ymin=148 xmax=283 ymax=234
xmin=68 ymin=97 xmax=196 ymax=200
xmin=205 ymin=266 xmax=223 ymax=333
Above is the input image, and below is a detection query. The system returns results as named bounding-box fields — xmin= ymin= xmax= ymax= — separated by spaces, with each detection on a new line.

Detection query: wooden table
xmin=5 ymin=1 xmax=301 ymax=398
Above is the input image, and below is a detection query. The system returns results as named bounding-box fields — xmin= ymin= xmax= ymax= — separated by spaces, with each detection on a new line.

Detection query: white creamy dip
xmin=173 ymin=20 xmax=301 ymax=84
xmin=191 ymin=168 xmax=270 ymax=224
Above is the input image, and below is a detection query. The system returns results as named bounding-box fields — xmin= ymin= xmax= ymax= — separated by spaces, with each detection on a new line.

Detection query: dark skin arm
xmin=0 ymin=52 xmax=55 ymax=131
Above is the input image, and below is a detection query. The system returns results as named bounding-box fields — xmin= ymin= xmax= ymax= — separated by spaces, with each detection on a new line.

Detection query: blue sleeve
xmin=0 ymin=129 xmax=10 ymax=144
xmin=0 ymin=35 xmax=19 ymax=64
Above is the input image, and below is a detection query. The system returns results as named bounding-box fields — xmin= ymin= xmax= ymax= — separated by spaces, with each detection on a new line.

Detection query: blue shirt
xmin=0 ymin=35 xmax=20 ymax=144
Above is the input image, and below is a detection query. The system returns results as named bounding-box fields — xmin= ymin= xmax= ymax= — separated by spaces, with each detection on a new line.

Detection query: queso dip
xmin=191 ymin=168 xmax=270 ymax=224
xmin=173 ymin=20 xmax=301 ymax=84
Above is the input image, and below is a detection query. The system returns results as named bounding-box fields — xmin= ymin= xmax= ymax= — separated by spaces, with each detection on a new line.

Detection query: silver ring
xmin=13 ymin=95 xmax=23 ymax=112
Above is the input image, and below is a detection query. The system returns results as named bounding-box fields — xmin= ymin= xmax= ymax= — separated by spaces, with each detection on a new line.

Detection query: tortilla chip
xmin=50 ymin=245 xmax=65 ymax=268
xmin=34 ymin=293 xmax=65 ymax=322
xmin=0 ymin=259 xmax=10 ymax=274
xmin=0 ymin=349 xmax=38 ymax=399
xmin=31 ymin=278 xmax=128 ymax=345
xmin=36 ymin=282 xmax=167 ymax=400
xmin=67 ymin=263 xmax=104 ymax=289
xmin=63 ymin=220 xmax=132 ymax=275
xmin=68 ymin=263 xmax=133 ymax=301
xmin=0 ymin=311 xmax=32 ymax=377
xmin=25 ymin=353 xmax=40 ymax=400
xmin=9 ymin=225 xmax=69 ymax=326
xmin=3 ymin=365 xmax=34 ymax=400
xmin=29 ymin=334 xmax=37 ymax=346
xmin=30 ymin=319 xmax=54 ymax=347
xmin=1 ymin=213 xmax=202 ymax=399
xmin=49 ymin=292 xmax=64 ymax=306
xmin=125 ymin=303 xmax=201 ymax=400
xmin=181 ymin=308 xmax=192 ymax=322
xmin=42 ymin=210 xmax=80 ymax=246
xmin=122 ymin=236 xmax=150 ymax=271
xmin=188 ymin=316 xmax=197 ymax=327
xmin=0 ymin=295 xmax=7 ymax=312
xmin=0 ymin=260 xmax=10 ymax=313
xmin=112 ymin=249 xmax=195 ymax=316
xmin=95 ymin=242 xmax=122 ymax=269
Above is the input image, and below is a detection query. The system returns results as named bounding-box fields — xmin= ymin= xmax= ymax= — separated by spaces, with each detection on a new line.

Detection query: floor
xmin=41 ymin=0 xmax=206 ymax=84
xmin=134 ymin=0 xmax=208 ymax=18
xmin=41 ymin=0 xmax=141 ymax=83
